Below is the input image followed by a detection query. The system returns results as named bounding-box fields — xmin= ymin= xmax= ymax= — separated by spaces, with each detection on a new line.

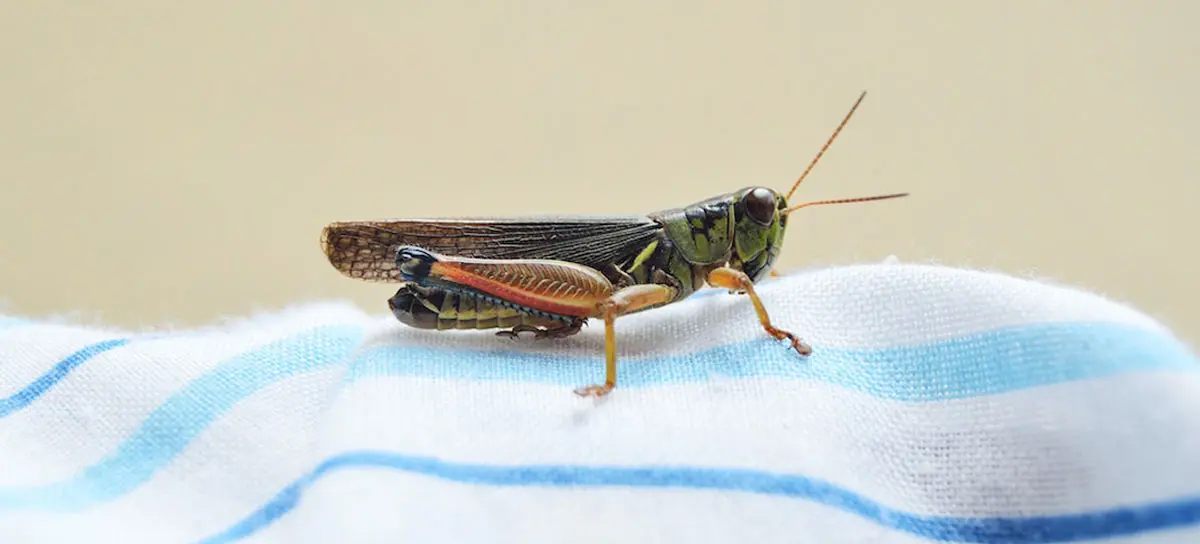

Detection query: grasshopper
xmin=321 ymin=91 xmax=907 ymax=397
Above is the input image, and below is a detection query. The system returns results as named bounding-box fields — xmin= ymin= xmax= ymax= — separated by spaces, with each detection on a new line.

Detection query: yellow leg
xmin=708 ymin=267 xmax=812 ymax=356
xmin=574 ymin=284 xmax=677 ymax=398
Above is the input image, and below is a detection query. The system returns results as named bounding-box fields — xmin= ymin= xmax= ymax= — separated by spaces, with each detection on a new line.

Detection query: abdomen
xmin=388 ymin=284 xmax=572 ymax=331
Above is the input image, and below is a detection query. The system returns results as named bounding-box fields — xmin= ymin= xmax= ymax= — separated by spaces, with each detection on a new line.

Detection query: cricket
xmin=320 ymin=91 xmax=907 ymax=398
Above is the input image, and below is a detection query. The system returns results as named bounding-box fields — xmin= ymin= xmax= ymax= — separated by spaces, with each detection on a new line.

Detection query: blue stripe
xmin=0 ymin=320 xmax=1193 ymax=516
xmin=0 ymin=338 xmax=130 ymax=418
xmin=0 ymin=324 xmax=364 ymax=511
xmin=198 ymin=451 xmax=1200 ymax=544
xmin=345 ymin=321 xmax=1199 ymax=401
xmin=0 ymin=330 xmax=217 ymax=418
xmin=0 ymin=317 xmax=28 ymax=330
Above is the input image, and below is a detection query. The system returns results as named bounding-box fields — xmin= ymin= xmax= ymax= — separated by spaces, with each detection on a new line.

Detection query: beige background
xmin=1 ymin=2 xmax=1197 ymax=343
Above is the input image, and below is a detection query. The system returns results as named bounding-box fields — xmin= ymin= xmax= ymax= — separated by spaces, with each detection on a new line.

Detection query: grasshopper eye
xmin=743 ymin=187 xmax=777 ymax=226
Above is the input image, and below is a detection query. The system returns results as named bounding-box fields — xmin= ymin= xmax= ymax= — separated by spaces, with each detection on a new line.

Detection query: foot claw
xmin=768 ymin=327 xmax=812 ymax=356
xmin=574 ymin=384 xmax=614 ymax=398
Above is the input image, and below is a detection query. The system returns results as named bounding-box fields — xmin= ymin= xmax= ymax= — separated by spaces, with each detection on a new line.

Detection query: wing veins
xmin=321 ymin=217 xmax=663 ymax=282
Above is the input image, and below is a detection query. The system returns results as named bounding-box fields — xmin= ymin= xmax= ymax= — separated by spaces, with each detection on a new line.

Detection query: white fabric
xmin=0 ymin=262 xmax=1197 ymax=543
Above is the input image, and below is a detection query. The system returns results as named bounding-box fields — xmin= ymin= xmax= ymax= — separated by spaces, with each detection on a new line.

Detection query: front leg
xmin=707 ymin=267 xmax=812 ymax=356
xmin=574 ymin=283 xmax=677 ymax=398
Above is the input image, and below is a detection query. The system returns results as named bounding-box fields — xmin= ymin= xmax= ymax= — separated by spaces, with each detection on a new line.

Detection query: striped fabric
xmin=0 ymin=263 xmax=1197 ymax=543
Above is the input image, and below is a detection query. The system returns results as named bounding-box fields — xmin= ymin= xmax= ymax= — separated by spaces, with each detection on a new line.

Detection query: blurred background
xmin=1 ymin=2 xmax=1196 ymax=343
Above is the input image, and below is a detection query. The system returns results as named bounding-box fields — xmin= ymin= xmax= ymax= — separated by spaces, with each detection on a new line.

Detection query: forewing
xmin=320 ymin=216 xmax=662 ymax=282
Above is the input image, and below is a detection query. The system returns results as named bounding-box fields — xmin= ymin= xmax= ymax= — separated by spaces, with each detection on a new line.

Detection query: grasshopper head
xmin=735 ymin=90 xmax=907 ymax=281
xmin=731 ymin=186 xmax=789 ymax=283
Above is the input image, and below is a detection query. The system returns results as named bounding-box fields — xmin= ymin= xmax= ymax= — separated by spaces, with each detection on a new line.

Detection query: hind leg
xmin=574 ymin=283 xmax=678 ymax=398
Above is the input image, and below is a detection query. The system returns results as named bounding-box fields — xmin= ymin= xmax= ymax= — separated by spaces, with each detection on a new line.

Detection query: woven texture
xmin=1 ymin=263 xmax=1198 ymax=543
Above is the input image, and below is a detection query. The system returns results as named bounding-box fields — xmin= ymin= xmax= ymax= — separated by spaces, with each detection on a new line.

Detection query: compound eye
xmin=743 ymin=187 xmax=776 ymax=226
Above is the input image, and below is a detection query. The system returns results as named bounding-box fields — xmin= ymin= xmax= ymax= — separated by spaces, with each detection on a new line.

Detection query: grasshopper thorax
xmin=650 ymin=186 xmax=787 ymax=286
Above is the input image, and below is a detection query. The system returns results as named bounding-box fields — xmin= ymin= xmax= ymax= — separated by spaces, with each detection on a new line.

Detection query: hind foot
xmin=495 ymin=321 xmax=584 ymax=340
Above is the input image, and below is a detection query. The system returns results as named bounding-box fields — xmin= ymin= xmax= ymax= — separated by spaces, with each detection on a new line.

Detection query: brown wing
xmin=320 ymin=216 xmax=663 ymax=282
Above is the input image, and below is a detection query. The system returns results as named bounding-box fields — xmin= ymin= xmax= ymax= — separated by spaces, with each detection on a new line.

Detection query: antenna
xmin=785 ymin=90 xmax=867 ymax=201
xmin=782 ymin=193 xmax=909 ymax=215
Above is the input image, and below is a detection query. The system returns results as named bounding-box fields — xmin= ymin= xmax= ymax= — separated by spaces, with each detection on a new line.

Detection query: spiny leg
xmin=708 ymin=267 xmax=812 ymax=356
xmin=495 ymin=320 xmax=584 ymax=340
xmin=574 ymin=283 xmax=677 ymax=398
